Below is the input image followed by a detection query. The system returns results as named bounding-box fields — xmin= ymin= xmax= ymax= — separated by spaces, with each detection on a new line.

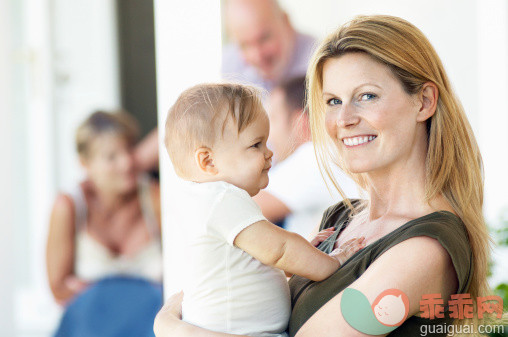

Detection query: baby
xmin=164 ymin=83 xmax=364 ymax=337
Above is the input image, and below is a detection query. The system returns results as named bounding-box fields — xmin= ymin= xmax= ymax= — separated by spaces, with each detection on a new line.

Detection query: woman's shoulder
xmin=382 ymin=210 xmax=473 ymax=293
xmin=398 ymin=210 xmax=470 ymax=248
xmin=53 ymin=182 xmax=90 ymax=230
xmin=319 ymin=198 xmax=364 ymax=230
xmin=57 ymin=181 xmax=91 ymax=204
xmin=48 ymin=192 xmax=78 ymax=239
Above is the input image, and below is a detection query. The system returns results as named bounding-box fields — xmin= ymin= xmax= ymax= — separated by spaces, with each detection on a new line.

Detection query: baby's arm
xmin=234 ymin=220 xmax=347 ymax=281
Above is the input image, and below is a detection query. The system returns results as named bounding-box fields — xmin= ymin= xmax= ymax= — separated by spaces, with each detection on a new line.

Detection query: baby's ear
xmin=195 ymin=147 xmax=217 ymax=175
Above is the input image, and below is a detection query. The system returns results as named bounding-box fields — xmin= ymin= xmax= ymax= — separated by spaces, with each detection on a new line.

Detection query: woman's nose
xmin=336 ymin=104 xmax=360 ymax=128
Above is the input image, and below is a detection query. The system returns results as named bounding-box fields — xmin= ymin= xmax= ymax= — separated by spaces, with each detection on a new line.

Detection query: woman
xmin=46 ymin=110 xmax=162 ymax=305
xmin=154 ymin=15 xmax=491 ymax=336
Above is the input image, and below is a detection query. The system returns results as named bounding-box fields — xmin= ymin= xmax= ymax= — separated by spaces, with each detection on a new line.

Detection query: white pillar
xmin=153 ymin=0 xmax=222 ymax=297
xmin=0 ymin=0 xmax=16 ymax=333
xmin=14 ymin=0 xmax=61 ymax=333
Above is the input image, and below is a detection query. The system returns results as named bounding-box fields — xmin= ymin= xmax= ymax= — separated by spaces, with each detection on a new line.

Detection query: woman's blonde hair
xmin=76 ymin=110 xmax=140 ymax=158
xmin=307 ymin=15 xmax=492 ymax=333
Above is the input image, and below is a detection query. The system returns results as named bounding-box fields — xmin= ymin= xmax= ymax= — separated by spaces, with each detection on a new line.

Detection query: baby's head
xmin=165 ymin=83 xmax=273 ymax=196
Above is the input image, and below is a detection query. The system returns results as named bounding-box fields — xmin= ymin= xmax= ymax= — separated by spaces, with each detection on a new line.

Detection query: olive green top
xmin=288 ymin=200 xmax=473 ymax=337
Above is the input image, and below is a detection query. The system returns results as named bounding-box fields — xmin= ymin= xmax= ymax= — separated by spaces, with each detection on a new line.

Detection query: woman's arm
xmin=149 ymin=181 xmax=162 ymax=232
xmin=154 ymin=292 xmax=249 ymax=337
xmin=295 ymin=236 xmax=458 ymax=337
xmin=133 ymin=128 xmax=159 ymax=172
xmin=46 ymin=194 xmax=89 ymax=305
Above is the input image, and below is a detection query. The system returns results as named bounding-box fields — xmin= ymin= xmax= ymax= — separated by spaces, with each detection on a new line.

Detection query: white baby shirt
xmin=179 ymin=181 xmax=291 ymax=337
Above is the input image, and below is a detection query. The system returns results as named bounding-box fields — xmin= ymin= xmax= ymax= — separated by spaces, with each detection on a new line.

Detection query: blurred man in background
xmin=222 ymin=0 xmax=316 ymax=91
xmin=136 ymin=0 xmax=318 ymax=175
xmin=253 ymin=76 xmax=360 ymax=238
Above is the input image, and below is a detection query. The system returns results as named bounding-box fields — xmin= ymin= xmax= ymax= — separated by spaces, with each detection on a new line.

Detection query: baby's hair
xmin=165 ymin=82 xmax=265 ymax=176
xmin=76 ymin=110 xmax=140 ymax=158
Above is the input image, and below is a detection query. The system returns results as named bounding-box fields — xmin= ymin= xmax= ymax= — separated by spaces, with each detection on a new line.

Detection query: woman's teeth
xmin=343 ymin=135 xmax=376 ymax=146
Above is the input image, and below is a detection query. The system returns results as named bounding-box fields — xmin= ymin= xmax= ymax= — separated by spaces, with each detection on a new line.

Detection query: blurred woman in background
xmin=46 ymin=111 xmax=162 ymax=336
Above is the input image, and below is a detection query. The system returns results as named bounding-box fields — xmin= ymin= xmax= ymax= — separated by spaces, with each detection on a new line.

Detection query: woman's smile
xmin=342 ymin=135 xmax=377 ymax=147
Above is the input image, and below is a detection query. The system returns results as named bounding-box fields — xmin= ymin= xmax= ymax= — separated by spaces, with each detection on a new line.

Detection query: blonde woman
xmin=154 ymin=15 xmax=492 ymax=337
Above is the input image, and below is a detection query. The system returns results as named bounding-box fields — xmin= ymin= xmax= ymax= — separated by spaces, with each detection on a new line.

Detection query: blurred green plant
xmin=487 ymin=211 xmax=508 ymax=337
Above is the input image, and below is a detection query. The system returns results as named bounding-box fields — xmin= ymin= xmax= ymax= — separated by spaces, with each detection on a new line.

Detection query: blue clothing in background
xmin=54 ymin=276 xmax=162 ymax=337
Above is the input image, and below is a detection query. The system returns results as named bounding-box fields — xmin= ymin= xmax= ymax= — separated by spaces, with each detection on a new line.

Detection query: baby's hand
xmin=310 ymin=227 xmax=335 ymax=247
xmin=330 ymin=237 xmax=365 ymax=265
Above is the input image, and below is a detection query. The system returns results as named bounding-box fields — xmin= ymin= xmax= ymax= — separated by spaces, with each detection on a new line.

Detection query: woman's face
xmin=83 ymin=133 xmax=137 ymax=195
xmin=322 ymin=52 xmax=426 ymax=175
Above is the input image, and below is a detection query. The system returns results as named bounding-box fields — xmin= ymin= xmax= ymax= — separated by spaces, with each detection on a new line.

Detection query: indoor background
xmin=1 ymin=0 xmax=507 ymax=336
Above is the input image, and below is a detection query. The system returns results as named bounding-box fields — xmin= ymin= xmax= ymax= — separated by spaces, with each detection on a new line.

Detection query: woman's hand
xmin=133 ymin=128 xmax=159 ymax=172
xmin=153 ymin=292 xmax=250 ymax=337
xmin=64 ymin=276 xmax=90 ymax=293
xmin=310 ymin=227 xmax=336 ymax=247
xmin=55 ymin=276 xmax=91 ymax=306
xmin=153 ymin=291 xmax=184 ymax=336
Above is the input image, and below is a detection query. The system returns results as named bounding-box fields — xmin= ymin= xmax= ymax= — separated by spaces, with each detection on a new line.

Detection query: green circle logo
xmin=341 ymin=288 xmax=410 ymax=334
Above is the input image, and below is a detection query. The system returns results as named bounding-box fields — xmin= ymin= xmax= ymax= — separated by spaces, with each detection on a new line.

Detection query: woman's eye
xmin=359 ymin=93 xmax=376 ymax=101
xmin=327 ymin=98 xmax=342 ymax=106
